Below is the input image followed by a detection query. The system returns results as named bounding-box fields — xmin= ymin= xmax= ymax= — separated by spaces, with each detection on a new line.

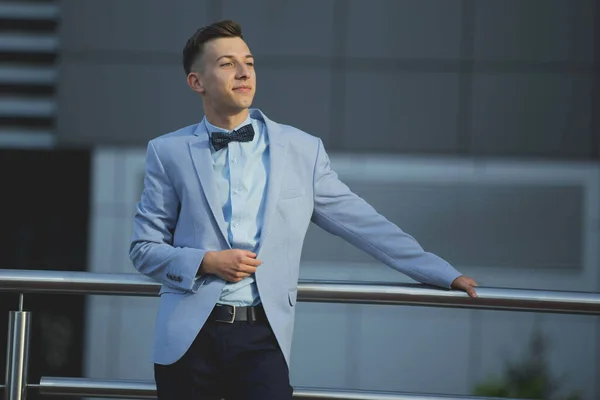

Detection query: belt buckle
xmin=215 ymin=304 xmax=236 ymax=324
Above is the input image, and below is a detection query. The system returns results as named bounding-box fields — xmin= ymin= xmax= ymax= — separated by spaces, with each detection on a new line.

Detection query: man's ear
xmin=187 ymin=72 xmax=204 ymax=94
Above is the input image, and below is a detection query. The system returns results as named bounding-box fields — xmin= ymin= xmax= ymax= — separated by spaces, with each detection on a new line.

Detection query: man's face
xmin=194 ymin=37 xmax=256 ymax=114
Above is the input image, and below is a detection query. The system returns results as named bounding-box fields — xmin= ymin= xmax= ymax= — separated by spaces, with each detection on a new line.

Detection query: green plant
xmin=472 ymin=326 xmax=581 ymax=400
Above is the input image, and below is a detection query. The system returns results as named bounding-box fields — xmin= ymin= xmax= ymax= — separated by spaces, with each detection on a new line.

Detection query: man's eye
xmin=246 ymin=62 xmax=254 ymax=67
xmin=221 ymin=62 xmax=233 ymax=67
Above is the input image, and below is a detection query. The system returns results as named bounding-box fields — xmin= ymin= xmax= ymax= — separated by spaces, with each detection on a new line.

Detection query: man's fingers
xmin=226 ymin=271 xmax=251 ymax=282
xmin=228 ymin=261 xmax=260 ymax=281
xmin=450 ymin=276 xmax=479 ymax=298
xmin=242 ymin=257 xmax=262 ymax=267
xmin=236 ymin=262 xmax=259 ymax=273
xmin=234 ymin=271 xmax=251 ymax=279
xmin=466 ymin=286 xmax=478 ymax=298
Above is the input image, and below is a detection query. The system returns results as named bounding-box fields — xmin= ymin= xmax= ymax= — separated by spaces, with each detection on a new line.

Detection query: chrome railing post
xmin=4 ymin=294 xmax=31 ymax=400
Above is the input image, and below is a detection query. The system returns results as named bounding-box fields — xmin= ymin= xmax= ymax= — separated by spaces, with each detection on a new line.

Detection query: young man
xmin=130 ymin=20 xmax=478 ymax=400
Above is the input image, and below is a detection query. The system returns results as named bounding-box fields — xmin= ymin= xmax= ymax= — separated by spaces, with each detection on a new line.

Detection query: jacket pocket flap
xmin=159 ymin=285 xmax=187 ymax=295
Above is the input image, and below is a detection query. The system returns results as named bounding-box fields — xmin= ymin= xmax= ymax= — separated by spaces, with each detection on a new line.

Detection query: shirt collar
xmin=203 ymin=114 xmax=253 ymax=136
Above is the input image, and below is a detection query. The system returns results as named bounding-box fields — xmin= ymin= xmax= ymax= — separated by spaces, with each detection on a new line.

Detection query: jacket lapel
xmin=188 ymin=123 xmax=230 ymax=247
xmin=257 ymin=112 xmax=289 ymax=253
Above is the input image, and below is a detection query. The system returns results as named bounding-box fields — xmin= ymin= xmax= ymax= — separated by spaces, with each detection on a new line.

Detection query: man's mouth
xmin=233 ymin=86 xmax=252 ymax=92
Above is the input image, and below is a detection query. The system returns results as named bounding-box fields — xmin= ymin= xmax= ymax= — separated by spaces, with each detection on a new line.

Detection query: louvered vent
xmin=0 ymin=1 xmax=58 ymax=148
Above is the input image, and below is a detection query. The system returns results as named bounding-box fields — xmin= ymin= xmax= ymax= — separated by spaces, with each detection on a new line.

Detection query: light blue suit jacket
xmin=129 ymin=109 xmax=462 ymax=367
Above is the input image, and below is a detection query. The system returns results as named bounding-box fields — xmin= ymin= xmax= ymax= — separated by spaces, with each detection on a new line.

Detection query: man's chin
xmin=235 ymin=100 xmax=254 ymax=110
xmin=219 ymin=98 xmax=254 ymax=114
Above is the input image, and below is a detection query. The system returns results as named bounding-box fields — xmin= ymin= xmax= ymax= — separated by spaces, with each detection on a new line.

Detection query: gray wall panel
xmin=470 ymin=73 xmax=592 ymax=157
xmin=290 ymin=303 xmax=356 ymax=388
xmin=474 ymin=0 xmax=595 ymax=63
xmin=60 ymin=0 xmax=211 ymax=53
xmin=355 ymin=305 xmax=471 ymax=393
xmin=57 ymin=63 xmax=202 ymax=145
xmin=346 ymin=0 xmax=462 ymax=59
xmin=342 ymin=71 xmax=461 ymax=153
xmin=222 ymin=0 xmax=336 ymax=57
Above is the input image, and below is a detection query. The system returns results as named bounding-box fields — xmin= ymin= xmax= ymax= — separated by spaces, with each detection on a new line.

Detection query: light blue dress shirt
xmin=203 ymin=114 xmax=269 ymax=306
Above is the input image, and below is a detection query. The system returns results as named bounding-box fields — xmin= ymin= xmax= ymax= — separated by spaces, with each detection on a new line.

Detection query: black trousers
xmin=154 ymin=318 xmax=293 ymax=400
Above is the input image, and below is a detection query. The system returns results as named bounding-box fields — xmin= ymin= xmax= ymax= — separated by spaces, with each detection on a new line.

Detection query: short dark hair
xmin=182 ymin=20 xmax=243 ymax=75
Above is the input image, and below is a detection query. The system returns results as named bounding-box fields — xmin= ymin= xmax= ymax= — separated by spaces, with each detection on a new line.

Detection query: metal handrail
xmin=36 ymin=377 xmax=519 ymax=400
xmin=1 ymin=270 xmax=598 ymax=400
xmin=0 ymin=269 xmax=599 ymax=314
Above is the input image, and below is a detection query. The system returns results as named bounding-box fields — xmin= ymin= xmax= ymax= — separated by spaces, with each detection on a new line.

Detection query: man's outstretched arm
xmin=311 ymin=139 xmax=478 ymax=297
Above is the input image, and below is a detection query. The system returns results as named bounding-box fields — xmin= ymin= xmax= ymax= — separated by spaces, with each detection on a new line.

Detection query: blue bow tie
xmin=210 ymin=124 xmax=255 ymax=151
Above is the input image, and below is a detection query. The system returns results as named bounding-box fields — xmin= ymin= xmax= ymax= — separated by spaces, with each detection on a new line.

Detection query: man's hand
xmin=451 ymin=275 xmax=478 ymax=298
xmin=199 ymin=250 xmax=261 ymax=283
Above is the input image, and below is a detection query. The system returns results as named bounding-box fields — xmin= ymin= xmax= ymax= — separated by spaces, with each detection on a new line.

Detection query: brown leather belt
xmin=208 ymin=303 xmax=267 ymax=323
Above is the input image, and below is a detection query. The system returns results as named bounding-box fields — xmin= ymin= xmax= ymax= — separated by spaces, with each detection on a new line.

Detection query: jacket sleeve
xmin=311 ymin=139 xmax=462 ymax=288
xmin=129 ymin=140 xmax=206 ymax=292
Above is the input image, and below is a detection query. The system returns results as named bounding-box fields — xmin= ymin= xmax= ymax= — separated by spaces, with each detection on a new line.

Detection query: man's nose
xmin=236 ymin=64 xmax=251 ymax=79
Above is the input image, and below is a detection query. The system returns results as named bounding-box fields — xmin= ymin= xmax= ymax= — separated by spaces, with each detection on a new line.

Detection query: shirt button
xmin=231 ymin=157 xmax=237 ymax=163
xmin=233 ymin=188 xmax=240 ymax=195
xmin=233 ymin=222 xmax=239 ymax=228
